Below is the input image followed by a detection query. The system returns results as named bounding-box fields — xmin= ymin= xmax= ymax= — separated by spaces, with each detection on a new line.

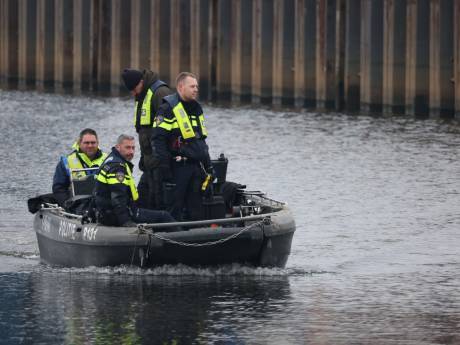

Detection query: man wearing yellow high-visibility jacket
xmin=122 ymin=68 xmax=173 ymax=210
xmin=94 ymin=134 xmax=176 ymax=227
xmin=52 ymin=128 xmax=107 ymax=205
xmin=152 ymin=72 xmax=214 ymax=222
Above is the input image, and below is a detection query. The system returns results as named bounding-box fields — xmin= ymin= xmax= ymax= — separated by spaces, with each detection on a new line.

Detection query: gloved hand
xmin=121 ymin=220 xmax=137 ymax=227
xmin=206 ymin=165 xmax=217 ymax=182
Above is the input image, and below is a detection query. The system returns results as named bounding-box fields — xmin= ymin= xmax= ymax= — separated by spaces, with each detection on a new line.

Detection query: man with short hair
xmin=121 ymin=68 xmax=173 ymax=210
xmin=94 ymin=134 xmax=176 ymax=228
xmin=52 ymin=128 xmax=107 ymax=205
xmin=152 ymin=72 xmax=213 ymax=221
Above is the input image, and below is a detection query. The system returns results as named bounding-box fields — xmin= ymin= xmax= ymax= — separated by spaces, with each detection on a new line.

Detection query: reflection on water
xmin=0 ymin=90 xmax=459 ymax=344
xmin=0 ymin=268 xmax=291 ymax=345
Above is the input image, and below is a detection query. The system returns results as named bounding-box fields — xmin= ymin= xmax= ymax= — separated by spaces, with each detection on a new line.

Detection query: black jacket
xmin=94 ymin=147 xmax=135 ymax=225
xmin=135 ymin=70 xmax=173 ymax=171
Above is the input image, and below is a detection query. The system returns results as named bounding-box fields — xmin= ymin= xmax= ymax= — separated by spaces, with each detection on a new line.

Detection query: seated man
xmin=94 ymin=134 xmax=177 ymax=229
xmin=52 ymin=128 xmax=107 ymax=205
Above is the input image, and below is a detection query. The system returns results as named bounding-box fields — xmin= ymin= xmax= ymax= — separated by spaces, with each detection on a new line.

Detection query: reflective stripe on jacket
xmin=96 ymin=159 xmax=139 ymax=201
xmin=154 ymin=93 xmax=208 ymax=139
xmin=133 ymin=80 xmax=167 ymax=127
xmin=64 ymin=150 xmax=107 ymax=180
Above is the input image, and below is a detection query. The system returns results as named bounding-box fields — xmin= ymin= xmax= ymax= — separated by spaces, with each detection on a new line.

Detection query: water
xmin=1 ymin=90 xmax=459 ymax=344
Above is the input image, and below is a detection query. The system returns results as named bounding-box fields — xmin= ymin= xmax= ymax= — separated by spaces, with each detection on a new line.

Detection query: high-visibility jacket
xmin=94 ymin=147 xmax=138 ymax=225
xmin=153 ymin=93 xmax=208 ymax=139
xmin=64 ymin=148 xmax=107 ymax=180
xmin=134 ymin=80 xmax=167 ymax=128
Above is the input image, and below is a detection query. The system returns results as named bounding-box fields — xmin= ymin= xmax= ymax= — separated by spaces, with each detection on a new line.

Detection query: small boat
xmin=33 ymin=190 xmax=295 ymax=268
xmin=31 ymin=155 xmax=295 ymax=268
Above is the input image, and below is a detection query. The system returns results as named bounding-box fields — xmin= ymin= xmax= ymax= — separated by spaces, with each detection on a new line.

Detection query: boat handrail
xmin=138 ymin=213 xmax=273 ymax=230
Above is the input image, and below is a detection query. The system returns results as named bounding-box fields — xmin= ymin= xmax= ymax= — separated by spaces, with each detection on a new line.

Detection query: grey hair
xmin=116 ymin=134 xmax=135 ymax=145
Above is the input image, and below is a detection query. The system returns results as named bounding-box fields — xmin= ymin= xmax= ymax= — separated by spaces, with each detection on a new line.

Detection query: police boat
xmin=29 ymin=157 xmax=296 ymax=268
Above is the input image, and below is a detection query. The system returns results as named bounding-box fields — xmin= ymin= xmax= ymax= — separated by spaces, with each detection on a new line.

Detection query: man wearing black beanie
xmin=121 ymin=68 xmax=173 ymax=210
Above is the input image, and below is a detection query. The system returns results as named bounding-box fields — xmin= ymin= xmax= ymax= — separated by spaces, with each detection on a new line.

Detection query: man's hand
xmin=174 ymin=156 xmax=187 ymax=162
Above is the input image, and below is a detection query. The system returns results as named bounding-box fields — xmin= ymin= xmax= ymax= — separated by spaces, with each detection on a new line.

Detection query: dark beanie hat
xmin=122 ymin=69 xmax=143 ymax=90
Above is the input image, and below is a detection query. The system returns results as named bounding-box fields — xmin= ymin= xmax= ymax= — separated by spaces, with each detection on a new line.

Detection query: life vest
xmin=155 ymin=93 xmax=208 ymax=139
xmin=134 ymin=80 xmax=167 ymax=127
xmin=96 ymin=161 xmax=139 ymax=202
xmin=63 ymin=149 xmax=107 ymax=180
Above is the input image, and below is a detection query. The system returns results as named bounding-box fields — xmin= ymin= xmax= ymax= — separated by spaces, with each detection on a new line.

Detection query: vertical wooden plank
xmin=360 ymin=0 xmax=383 ymax=114
xmin=96 ymin=0 xmax=112 ymax=92
xmin=294 ymin=0 xmax=305 ymax=107
xmin=36 ymin=0 xmax=44 ymax=90
xmin=382 ymin=0 xmax=394 ymax=114
xmin=0 ymin=0 xmax=7 ymax=87
xmin=130 ymin=0 xmax=140 ymax=69
xmin=201 ymin=0 xmax=212 ymax=99
xmin=316 ymin=0 xmax=326 ymax=109
xmin=190 ymin=0 xmax=200 ymax=78
xmin=261 ymin=0 xmax=274 ymax=104
xmin=251 ymin=0 xmax=262 ymax=103
xmin=157 ymin=1 xmax=171 ymax=83
xmin=170 ymin=0 xmax=180 ymax=81
xmin=54 ymin=0 xmax=63 ymax=92
xmin=119 ymin=0 xmax=131 ymax=76
xmin=178 ymin=0 xmax=191 ymax=72
xmin=335 ymin=0 xmax=345 ymax=110
xmin=62 ymin=1 xmax=73 ymax=90
xmin=18 ymin=0 xmax=27 ymax=89
xmin=390 ymin=0 xmax=406 ymax=114
xmin=272 ymin=0 xmax=283 ymax=105
xmin=360 ymin=0 xmax=370 ymax=113
xmin=455 ymin=0 xmax=460 ymax=118
xmin=304 ymin=0 xmax=316 ymax=108
xmin=344 ymin=0 xmax=360 ymax=112
xmin=138 ymin=0 xmax=151 ymax=69
xmin=110 ymin=0 xmax=120 ymax=94
xmin=383 ymin=0 xmax=406 ymax=115
xmin=282 ymin=0 xmax=295 ymax=105
xmin=26 ymin=0 xmax=37 ymax=88
xmin=7 ymin=0 xmax=18 ymax=86
xmin=316 ymin=0 xmax=336 ymax=109
xmin=406 ymin=0 xmax=430 ymax=117
xmin=81 ymin=0 xmax=91 ymax=90
xmin=73 ymin=0 xmax=82 ymax=93
xmin=231 ymin=0 xmax=242 ymax=103
xmin=238 ymin=0 xmax=252 ymax=102
xmin=150 ymin=0 xmax=160 ymax=73
xmin=216 ymin=0 xmax=231 ymax=100
xmin=438 ymin=0 xmax=454 ymax=117
xmin=429 ymin=0 xmax=440 ymax=117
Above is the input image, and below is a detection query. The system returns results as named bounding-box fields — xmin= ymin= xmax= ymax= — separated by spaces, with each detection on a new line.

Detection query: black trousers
xmin=137 ymin=169 xmax=165 ymax=210
xmin=169 ymin=162 xmax=203 ymax=222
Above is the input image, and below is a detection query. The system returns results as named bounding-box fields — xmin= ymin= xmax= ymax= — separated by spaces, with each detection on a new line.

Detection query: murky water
xmin=0 ymin=90 xmax=459 ymax=344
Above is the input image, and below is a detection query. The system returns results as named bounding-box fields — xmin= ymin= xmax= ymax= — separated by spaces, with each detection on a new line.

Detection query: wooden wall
xmin=0 ymin=0 xmax=459 ymax=118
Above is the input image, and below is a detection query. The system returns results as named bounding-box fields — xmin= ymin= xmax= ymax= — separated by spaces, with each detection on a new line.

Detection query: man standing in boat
xmin=121 ymin=68 xmax=173 ymax=210
xmin=52 ymin=128 xmax=107 ymax=206
xmin=152 ymin=72 xmax=213 ymax=221
xmin=94 ymin=134 xmax=176 ymax=228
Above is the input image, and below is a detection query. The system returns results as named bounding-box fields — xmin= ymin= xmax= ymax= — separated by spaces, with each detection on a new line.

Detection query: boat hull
xmin=34 ymin=206 xmax=295 ymax=268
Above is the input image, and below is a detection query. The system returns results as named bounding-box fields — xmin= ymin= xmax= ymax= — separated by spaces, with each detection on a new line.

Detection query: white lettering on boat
xmin=58 ymin=220 xmax=77 ymax=240
xmin=41 ymin=215 xmax=52 ymax=233
xmin=83 ymin=226 xmax=98 ymax=241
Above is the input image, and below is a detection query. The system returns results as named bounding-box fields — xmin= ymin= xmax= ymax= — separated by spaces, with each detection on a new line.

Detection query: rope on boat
xmin=139 ymin=218 xmax=270 ymax=247
xmin=40 ymin=203 xmax=83 ymax=220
